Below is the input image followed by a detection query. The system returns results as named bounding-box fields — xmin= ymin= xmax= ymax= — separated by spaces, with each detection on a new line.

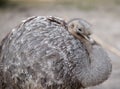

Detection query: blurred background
xmin=0 ymin=0 xmax=120 ymax=89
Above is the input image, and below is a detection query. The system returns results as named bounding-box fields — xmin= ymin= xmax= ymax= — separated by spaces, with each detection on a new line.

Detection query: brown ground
xmin=0 ymin=5 xmax=120 ymax=89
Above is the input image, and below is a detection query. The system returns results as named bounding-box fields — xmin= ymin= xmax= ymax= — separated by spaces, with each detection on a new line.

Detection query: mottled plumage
xmin=0 ymin=16 xmax=112 ymax=89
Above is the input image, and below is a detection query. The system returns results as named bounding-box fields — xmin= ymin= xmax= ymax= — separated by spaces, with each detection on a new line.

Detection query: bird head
xmin=68 ymin=18 xmax=94 ymax=43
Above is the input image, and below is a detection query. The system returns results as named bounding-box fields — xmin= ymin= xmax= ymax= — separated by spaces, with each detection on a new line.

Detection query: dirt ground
xmin=0 ymin=6 xmax=120 ymax=89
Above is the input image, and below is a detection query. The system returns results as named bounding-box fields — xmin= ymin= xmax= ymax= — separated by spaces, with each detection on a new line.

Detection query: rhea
xmin=0 ymin=16 xmax=112 ymax=89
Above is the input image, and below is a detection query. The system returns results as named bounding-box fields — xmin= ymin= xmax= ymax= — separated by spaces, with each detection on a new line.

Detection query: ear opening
xmin=70 ymin=23 xmax=74 ymax=29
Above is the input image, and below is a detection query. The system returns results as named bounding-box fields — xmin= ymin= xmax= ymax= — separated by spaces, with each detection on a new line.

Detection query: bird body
xmin=0 ymin=16 xmax=112 ymax=89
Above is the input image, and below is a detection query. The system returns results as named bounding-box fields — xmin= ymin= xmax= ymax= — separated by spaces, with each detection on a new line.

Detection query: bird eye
xmin=78 ymin=28 xmax=82 ymax=32
xmin=76 ymin=28 xmax=83 ymax=35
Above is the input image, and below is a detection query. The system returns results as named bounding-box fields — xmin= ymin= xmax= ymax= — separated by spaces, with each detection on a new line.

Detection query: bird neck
xmin=68 ymin=28 xmax=93 ymax=53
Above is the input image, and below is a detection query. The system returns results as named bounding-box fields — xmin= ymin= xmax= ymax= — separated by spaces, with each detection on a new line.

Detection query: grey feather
xmin=0 ymin=16 xmax=112 ymax=89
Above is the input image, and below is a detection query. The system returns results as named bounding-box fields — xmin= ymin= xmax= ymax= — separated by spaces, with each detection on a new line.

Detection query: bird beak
xmin=82 ymin=35 xmax=94 ymax=44
xmin=82 ymin=35 xmax=90 ymax=41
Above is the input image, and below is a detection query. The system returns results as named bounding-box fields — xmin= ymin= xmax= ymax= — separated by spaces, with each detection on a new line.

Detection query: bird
xmin=0 ymin=16 xmax=112 ymax=89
